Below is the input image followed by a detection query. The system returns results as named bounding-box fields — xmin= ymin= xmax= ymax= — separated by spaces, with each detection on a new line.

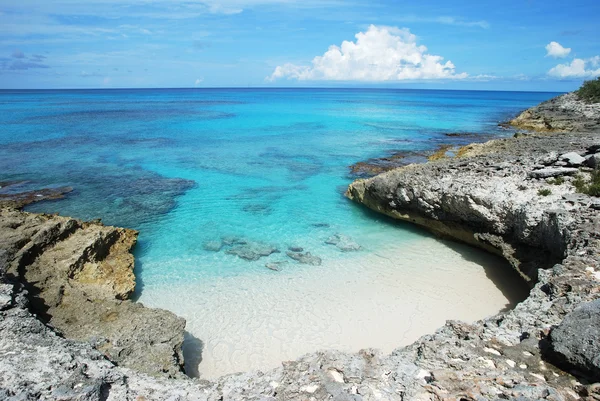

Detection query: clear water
xmin=0 ymin=88 xmax=557 ymax=377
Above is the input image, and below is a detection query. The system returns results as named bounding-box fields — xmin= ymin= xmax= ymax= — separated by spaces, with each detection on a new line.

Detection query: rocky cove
xmin=1 ymin=92 xmax=600 ymax=400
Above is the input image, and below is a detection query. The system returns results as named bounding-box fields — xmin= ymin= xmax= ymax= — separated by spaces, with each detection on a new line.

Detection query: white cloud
xmin=545 ymin=41 xmax=571 ymax=58
xmin=548 ymin=56 xmax=600 ymax=78
xmin=195 ymin=78 xmax=204 ymax=87
xmin=268 ymin=25 xmax=467 ymax=82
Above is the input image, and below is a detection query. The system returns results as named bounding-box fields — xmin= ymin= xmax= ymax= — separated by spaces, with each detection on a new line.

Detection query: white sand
xmin=138 ymin=237 xmax=527 ymax=379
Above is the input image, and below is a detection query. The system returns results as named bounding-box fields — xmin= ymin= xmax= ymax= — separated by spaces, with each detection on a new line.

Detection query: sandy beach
xmin=139 ymin=234 xmax=529 ymax=379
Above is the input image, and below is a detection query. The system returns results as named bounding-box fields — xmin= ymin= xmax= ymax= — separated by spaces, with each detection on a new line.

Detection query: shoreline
xmin=1 ymin=92 xmax=599 ymax=398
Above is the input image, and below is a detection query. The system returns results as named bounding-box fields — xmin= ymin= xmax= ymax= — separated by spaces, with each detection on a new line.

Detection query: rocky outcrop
xmin=347 ymin=133 xmax=600 ymax=283
xmin=546 ymin=299 xmax=600 ymax=381
xmin=509 ymin=92 xmax=600 ymax=132
xmin=0 ymin=206 xmax=186 ymax=379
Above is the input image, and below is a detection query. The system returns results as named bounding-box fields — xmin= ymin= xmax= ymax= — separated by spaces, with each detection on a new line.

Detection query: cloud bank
xmin=548 ymin=56 xmax=600 ymax=78
xmin=268 ymin=25 xmax=467 ymax=82
xmin=545 ymin=41 xmax=571 ymax=58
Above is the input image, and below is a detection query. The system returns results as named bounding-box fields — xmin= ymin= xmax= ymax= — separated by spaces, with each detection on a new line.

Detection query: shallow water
xmin=0 ymin=88 xmax=554 ymax=378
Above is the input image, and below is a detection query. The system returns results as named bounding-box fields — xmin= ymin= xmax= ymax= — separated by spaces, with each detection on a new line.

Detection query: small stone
xmin=266 ymin=262 xmax=287 ymax=271
xmin=302 ymin=384 xmax=319 ymax=393
xmin=519 ymin=364 xmax=527 ymax=369
xmin=328 ymin=369 xmax=344 ymax=383
xmin=505 ymin=359 xmax=516 ymax=368
xmin=529 ymin=373 xmax=546 ymax=382
xmin=484 ymin=347 xmax=502 ymax=356
xmin=288 ymin=246 xmax=304 ymax=252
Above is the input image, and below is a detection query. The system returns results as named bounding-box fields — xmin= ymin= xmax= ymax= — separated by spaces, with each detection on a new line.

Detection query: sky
xmin=0 ymin=0 xmax=599 ymax=91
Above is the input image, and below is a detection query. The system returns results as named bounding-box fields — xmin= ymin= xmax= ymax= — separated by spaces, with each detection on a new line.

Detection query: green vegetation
xmin=576 ymin=77 xmax=600 ymax=104
xmin=548 ymin=176 xmax=565 ymax=185
xmin=573 ymin=170 xmax=600 ymax=196
xmin=538 ymin=188 xmax=552 ymax=196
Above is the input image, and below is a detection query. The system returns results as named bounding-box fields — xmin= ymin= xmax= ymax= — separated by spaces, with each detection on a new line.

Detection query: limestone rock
xmin=0 ymin=207 xmax=186 ymax=378
xmin=509 ymin=92 xmax=600 ymax=133
xmin=529 ymin=167 xmax=579 ymax=179
xmin=547 ymin=299 xmax=600 ymax=381
xmin=225 ymin=241 xmax=279 ymax=261
xmin=286 ymin=251 xmax=322 ymax=265
xmin=325 ymin=233 xmax=361 ymax=252
xmin=559 ymin=152 xmax=586 ymax=167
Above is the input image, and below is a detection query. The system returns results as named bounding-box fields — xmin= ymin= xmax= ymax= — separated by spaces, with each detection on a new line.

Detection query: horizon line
xmin=0 ymin=86 xmax=564 ymax=94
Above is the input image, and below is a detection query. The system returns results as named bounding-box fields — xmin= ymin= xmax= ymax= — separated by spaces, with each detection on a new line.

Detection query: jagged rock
xmin=202 ymin=240 xmax=223 ymax=252
xmin=509 ymin=92 xmax=600 ymax=132
xmin=547 ymin=299 xmax=600 ymax=381
xmin=286 ymin=251 xmax=322 ymax=266
xmin=559 ymin=152 xmax=586 ymax=167
xmin=225 ymin=242 xmax=279 ymax=261
xmin=0 ymin=207 xmax=186 ymax=378
xmin=528 ymin=167 xmax=578 ymax=179
xmin=325 ymin=233 xmax=361 ymax=252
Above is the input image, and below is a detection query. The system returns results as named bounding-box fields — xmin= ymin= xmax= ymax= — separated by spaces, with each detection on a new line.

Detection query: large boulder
xmin=547 ymin=299 xmax=600 ymax=381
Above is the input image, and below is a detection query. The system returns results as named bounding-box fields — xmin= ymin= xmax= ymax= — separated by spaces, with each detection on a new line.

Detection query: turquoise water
xmin=0 ymin=88 xmax=557 ymax=277
xmin=0 ymin=88 xmax=556 ymax=377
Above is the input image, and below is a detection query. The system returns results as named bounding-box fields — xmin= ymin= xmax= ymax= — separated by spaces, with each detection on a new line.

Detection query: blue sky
xmin=1 ymin=0 xmax=599 ymax=91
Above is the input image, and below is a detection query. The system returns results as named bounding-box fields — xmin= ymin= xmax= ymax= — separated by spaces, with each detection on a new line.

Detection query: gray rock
xmin=265 ymin=261 xmax=287 ymax=271
xmin=0 ymin=283 xmax=13 ymax=310
xmin=528 ymin=167 xmax=578 ymax=179
xmin=286 ymin=251 xmax=322 ymax=266
xmin=202 ymin=240 xmax=223 ymax=252
xmin=548 ymin=299 xmax=600 ymax=380
xmin=226 ymin=242 xmax=279 ymax=261
xmin=325 ymin=233 xmax=361 ymax=252
xmin=288 ymin=246 xmax=304 ymax=252
xmin=559 ymin=151 xmax=586 ymax=167
xmin=585 ymin=152 xmax=600 ymax=168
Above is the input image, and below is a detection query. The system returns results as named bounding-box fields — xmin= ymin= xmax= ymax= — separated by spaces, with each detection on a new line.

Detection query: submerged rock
xmin=265 ymin=261 xmax=288 ymax=271
xmin=288 ymin=246 xmax=304 ymax=252
xmin=286 ymin=251 xmax=322 ymax=266
xmin=226 ymin=242 xmax=279 ymax=261
xmin=325 ymin=233 xmax=361 ymax=252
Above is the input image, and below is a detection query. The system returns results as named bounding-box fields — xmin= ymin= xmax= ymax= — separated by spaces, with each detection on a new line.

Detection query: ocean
xmin=0 ymin=88 xmax=557 ymax=378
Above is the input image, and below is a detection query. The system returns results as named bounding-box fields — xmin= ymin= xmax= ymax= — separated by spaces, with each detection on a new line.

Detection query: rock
xmin=226 ymin=242 xmax=279 ymax=261
xmin=325 ymin=233 xmax=361 ymax=252
xmin=585 ymin=152 xmax=600 ymax=168
xmin=288 ymin=246 xmax=304 ymax=252
xmin=203 ymin=240 xmax=223 ymax=252
xmin=0 ymin=283 xmax=13 ymax=310
xmin=266 ymin=261 xmax=287 ymax=271
xmin=547 ymin=299 xmax=600 ymax=380
xmin=559 ymin=152 xmax=586 ymax=167
xmin=0 ymin=207 xmax=186 ymax=378
xmin=528 ymin=167 xmax=579 ymax=179
xmin=286 ymin=251 xmax=322 ymax=266
xmin=508 ymin=92 xmax=600 ymax=133
xmin=311 ymin=223 xmax=330 ymax=228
